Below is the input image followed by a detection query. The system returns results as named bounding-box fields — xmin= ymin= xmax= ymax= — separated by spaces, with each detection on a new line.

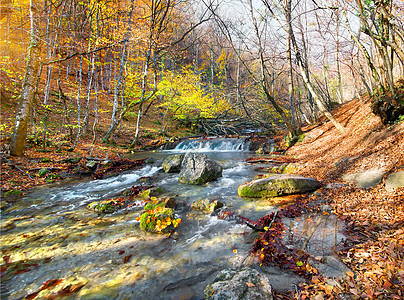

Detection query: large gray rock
xmin=238 ymin=175 xmax=321 ymax=198
xmin=204 ymin=268 xmax=273 ymax=300
xmin=162 ymin=154 xmax=184 ymax=173
xmin=385 ymin=170 xmax=404 ymax=189
xmin=342 ymin=168 xmax=385 ymax=188
xmin=178 ymin=153 xmax=222 ymax=185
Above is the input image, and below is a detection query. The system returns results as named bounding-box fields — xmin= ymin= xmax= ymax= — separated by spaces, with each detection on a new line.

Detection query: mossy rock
xmin=140 ymin=187 xmax=165 ymax=199
xmin=87 ymin=199 xmax=125 ymax=213
xmin=145 ymin=157 xmax=154 ymax=164
xmin=191 ymin=199 xmax=224 ymax=213
xmin=38 ymin=168 xmax=50 ymax=177
xmin=238 ymin=175 xmax=321 ymax=198
xmin=140 ymin=201 xmax=175 ymax=233
xmin=86 ymin=160 xmax=99 ymax=171
xmin=4 ymin=189 xmax=24 ymax=197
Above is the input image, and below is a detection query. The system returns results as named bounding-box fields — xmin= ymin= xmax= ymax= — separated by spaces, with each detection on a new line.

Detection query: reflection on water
xmin=282 ymin=213 xmax=345 ymax=257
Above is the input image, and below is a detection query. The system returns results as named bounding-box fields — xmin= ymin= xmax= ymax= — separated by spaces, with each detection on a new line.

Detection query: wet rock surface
xmin=191 ymin=198 xmax=224 ymax=213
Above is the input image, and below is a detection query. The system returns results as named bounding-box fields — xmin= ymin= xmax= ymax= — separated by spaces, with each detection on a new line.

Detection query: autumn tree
xmin=9 ymin=0 xmax=42 ymax=156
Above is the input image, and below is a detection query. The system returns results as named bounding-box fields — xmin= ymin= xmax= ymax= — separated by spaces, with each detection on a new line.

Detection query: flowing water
xmin=0 ymin=138 xmax=345 ymax=299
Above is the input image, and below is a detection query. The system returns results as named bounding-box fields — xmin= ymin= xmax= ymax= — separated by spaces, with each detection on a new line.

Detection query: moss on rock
xmin=139 ymin=200 xmax=180 ymax=233
xmin=238 ymin=175 xmax=321 ymax=198
xmin=191 ymin=199 xmax=224 ymax=212
xmin=87 ymin=199 xmax=125 ymax=213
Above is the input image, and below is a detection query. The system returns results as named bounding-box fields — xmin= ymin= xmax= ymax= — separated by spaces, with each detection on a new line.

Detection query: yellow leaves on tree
xmin=157 ymin=67 xmax=228 ymax=120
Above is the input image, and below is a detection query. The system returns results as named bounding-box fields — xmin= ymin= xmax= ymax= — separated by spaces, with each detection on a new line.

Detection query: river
xmin=0 ymin=138 xmax=344 ymax=299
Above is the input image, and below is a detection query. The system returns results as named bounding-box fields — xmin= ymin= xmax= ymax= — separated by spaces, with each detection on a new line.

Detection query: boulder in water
xmin=178 ymin=153 xmax=222 ymax=185
xmin=204 ymin=267 xmax=273 ymax=300
xmin=238 ymin=175 xmax=321 ymax=198
xmin=162 ymin=154 xmax=184 ymax=173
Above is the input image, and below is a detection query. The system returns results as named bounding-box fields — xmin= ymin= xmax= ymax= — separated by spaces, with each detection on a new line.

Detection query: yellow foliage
xmin=157 ymin=67 xmax=229 ymax=120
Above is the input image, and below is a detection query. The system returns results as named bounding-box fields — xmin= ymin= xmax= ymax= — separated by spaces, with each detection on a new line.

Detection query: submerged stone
xmin=178 ymin=152 xmax=222 ymax=185
xmin=309 ymin=255 xmax=352 ymax=279
xmin=204 ymin=267 xmax=273 ymax=300
xmin=87 ymin=199 xmax=124 ymax=213
xmin=191 ymin=199 xmax=224 ymax=213
xmin=238 ymin=175 xmax=321 ymax=198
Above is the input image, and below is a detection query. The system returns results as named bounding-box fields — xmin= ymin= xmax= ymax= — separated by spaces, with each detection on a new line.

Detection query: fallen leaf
xmin=123 ymin=254 xmax=132 ymax=263
xmin=246 ymin=282 xmax=255 ymax=287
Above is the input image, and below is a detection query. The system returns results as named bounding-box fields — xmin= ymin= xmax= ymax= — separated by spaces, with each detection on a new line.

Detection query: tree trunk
xmin=10 ymin=0 xmax=42 ymax=156
xmin=283 ymin=0 xmax=345 ymax=134
xmin=248 ymin=0 xmax=297 ymax=137
xmin=285 ymin=0 xmax=302 ymax=135
xmin=70 ymin=55 xmax=83 ymax=151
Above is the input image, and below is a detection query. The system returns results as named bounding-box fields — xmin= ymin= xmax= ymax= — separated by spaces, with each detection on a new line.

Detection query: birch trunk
xmin=10 ymin=0 xmax=42 ymax=156
xmin=284 ymin=0 xmax=345 ymax=134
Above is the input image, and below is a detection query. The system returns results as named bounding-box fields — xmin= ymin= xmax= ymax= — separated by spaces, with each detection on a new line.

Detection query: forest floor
xmin=283 ymin=97 xmax=404 ymax=299
xmin=1 ymin=94 xmax=403 ymax=298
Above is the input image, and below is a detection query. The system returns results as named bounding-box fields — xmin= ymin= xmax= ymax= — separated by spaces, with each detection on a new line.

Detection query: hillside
xmin=284 ymin=97 xmax=404 ymax=298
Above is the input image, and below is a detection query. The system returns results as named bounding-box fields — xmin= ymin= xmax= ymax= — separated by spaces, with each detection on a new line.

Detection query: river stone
xmin=38 ymin=168 xmax=49 ymax=177
xmin=385 ymin=170 xmax=404 ymax=189
xmin=87 ymin=199 xmax=124 ymax=213
xmin=162 ymin=154 xmax=184 ymax=173
xmin=85 ymin=160 xmax=99 ymax=171
xmin=140 ymin=186 xmax=165 ymax=198
xmin=341 ymin=168 xmax=385 ymax=188
xmin=178 ymin=153 xmax=223 ymax=185
xmin=238 ymin=175 xmax=321 ymax=198
xmin=204 ymin=267 xmax=273 ymax=300
xmin=140 ymin=201 xmax=175 ymax=233
xmin=191 ymin=199 xmax=224 ymax=212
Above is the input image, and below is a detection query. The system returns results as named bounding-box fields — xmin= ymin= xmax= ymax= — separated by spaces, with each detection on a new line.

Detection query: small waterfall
xmin=173 ymin=137 xmax=250 ymax=151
